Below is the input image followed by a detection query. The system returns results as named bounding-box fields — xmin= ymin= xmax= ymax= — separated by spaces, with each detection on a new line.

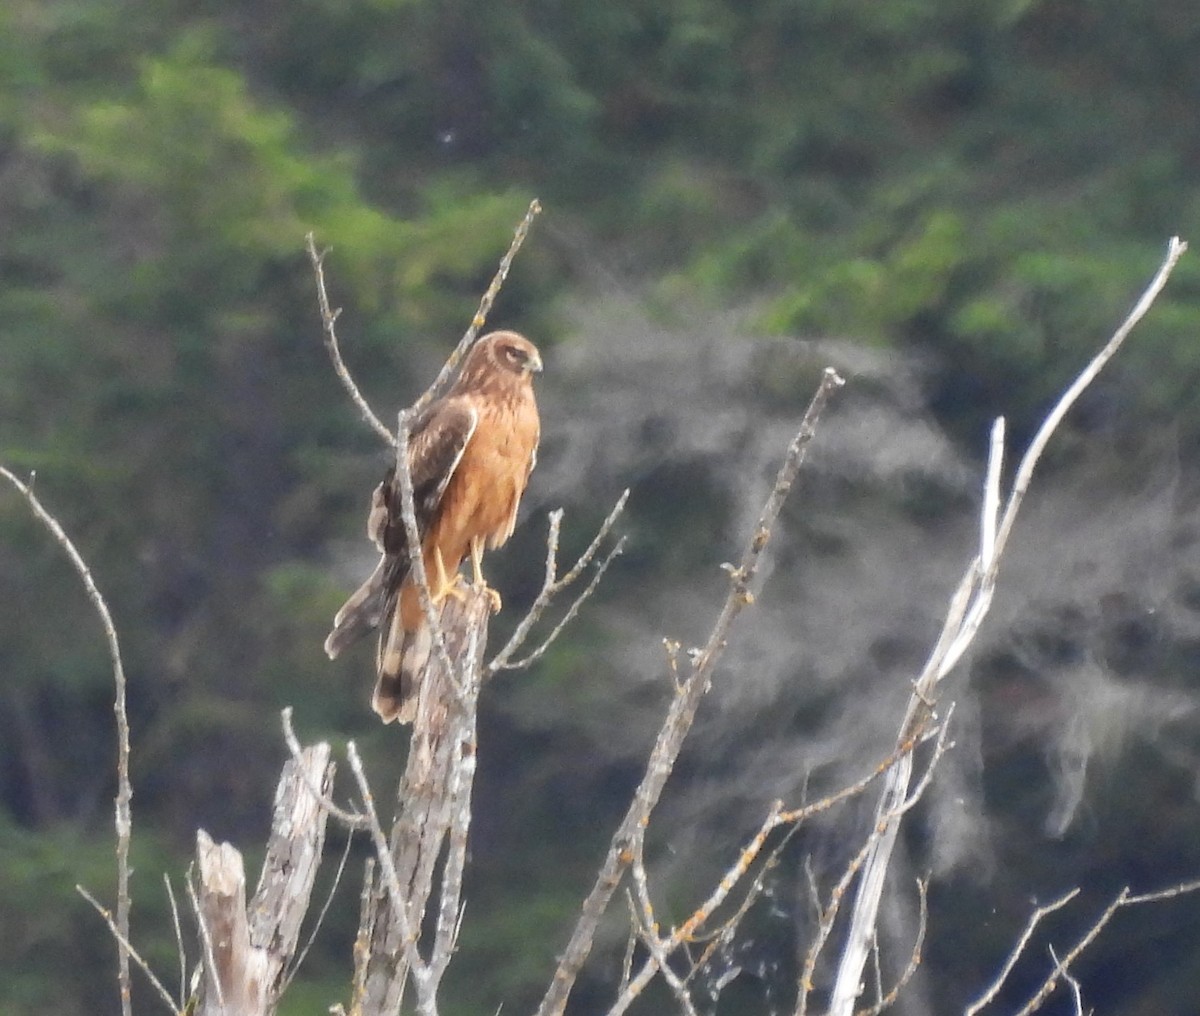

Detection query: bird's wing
xmin=379 ymin=399 xmax=479 ymax=556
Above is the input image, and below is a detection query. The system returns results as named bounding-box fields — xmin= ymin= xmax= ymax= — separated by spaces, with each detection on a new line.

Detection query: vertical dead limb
xmin=535 ymin=367 xmax=845 ymax=1016
xmin=193 ymin=744 xmax=335 ymax=1016
xmin=826 ymin=237 xmax=1189 ymax=1015
xmin=0 ymin=466 xmax=135 ymax=1016
xmin=354 ymin=590 xmax=492 ymax=1016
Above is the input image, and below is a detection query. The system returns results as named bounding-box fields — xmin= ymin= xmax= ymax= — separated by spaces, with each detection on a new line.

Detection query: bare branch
xmin=163 ymin=874 xmax=187 ymax=1009
xmin=281 ymin=707 xmax=369 ymax=829
xmin=413 ymin=198 xmax=543 ymax=414
xmin=800 ymin=718 xmax=952 ymax=1016
xmin=343 ymin=740 xmax=431 ymax=988
xmin=489 ymin=489 xmax=630 ymax=674
xmin=282 ymin=818 xmax=357 ymax=993
xmin=964 ymin=889 xmax=1081 ymax=1016
xmin=992 ymin=236 xmax=1188 ymax=561
xmin=306 ymin=232 xmax=395 ymax=446
xmin=76 ymin=885 xmax=177 ymax=1015
xmin=536 ymin=368 xmax=844 ymax=1016
xmin=854 ymin=878 xmax=928 ymax=1016
xmin=1008 ymin=890 xmax=1128 ymax=1016
xmin=186 ymin=865 xmax=225 ymax=1014
xmin=1047 ymin=946 xmax=1088 ymax=1016
xmin=1009 ymin=876 xmax=1200 ymax=1016
xmin=499 ymin=535 xmax=626 ymax=671
xmin=1 ymin=466 xmax=134 ymax=1016
xmin=827 ymin=236 xmax=1189 ymax=1016
xmin=394 ymin=407 xmax=457 ymax=686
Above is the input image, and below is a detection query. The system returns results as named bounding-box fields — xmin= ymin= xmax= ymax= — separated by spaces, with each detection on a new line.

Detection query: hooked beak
xmin=527 ymin=351 xmax=544 ymax=375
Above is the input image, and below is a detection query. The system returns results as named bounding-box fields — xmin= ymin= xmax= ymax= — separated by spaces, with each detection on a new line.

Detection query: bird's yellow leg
xmin=431 ymin=547 xmax=468 ymax=604
xmin=471 ymin=537 xmax=502 ymax=613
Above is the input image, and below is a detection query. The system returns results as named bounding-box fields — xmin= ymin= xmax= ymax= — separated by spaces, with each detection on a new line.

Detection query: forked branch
xmin=827 ymin=236 xmax=1189 ymax=1015
xmin=536 ymin=367 xmax=845 ymax=1016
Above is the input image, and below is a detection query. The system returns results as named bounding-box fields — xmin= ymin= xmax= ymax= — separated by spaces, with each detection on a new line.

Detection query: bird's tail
xmin=324 ymin=558 xmax=396 ymax=660
xmin=373 ymin=603 xmax=431 ymax=724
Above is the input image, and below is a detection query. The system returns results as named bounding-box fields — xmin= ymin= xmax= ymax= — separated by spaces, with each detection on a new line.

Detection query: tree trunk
xmin=195 ymin=743 xmax=334 ymax=1016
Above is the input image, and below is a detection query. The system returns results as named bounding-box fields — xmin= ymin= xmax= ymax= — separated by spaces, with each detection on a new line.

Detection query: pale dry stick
xmin=349 ymin=857 xmax=376 ymax=1014
xmin=489 ymin=489 xmax=630 ymax=674
xmin=163 ymin=874 xmax=187 ymax=1009
xmin=609 ymin=802 xmax=787 ymax=1016
xmin=500 ymin=536 xmax=626 ymax=671
xmin=343 ymin=741 xmax=436 ymax=1004
xmin=626 ymin=883 xmax=702 ymax=1016
xmin=798 ymin=718 xmax=953 ymax=1016
xmin=854 ymin=879 xmax=928 ymax=1016
xmin=610 ymin=715 xmax=938 ymax=1015
xmin=1047 ymin=945 xmax=1087 ymax=1016
xmin=280 ymin=707 xmax=369 ymax=829
xmin=413 ymin=198 xmax=543 ymax=415
xmin=282 ymin=825 xmax=357 ymax=993
xmin=629 ymin=904 xmax=702 ymax=1016
xmin=536 ymin=368 xmax=845 ymax=1016
xmin=869 ymin=932 xmax=883 ymax=1016
xmin=963 ymin=889 xmax=1081 ymax=1016
xmin=394 ymin=407 xmax=458 ymax=687
xmin=1 ymin=467 xmax=134 ymax=1016
xmin=1009 ymin=877 xmax=1200 ymax=1016
xmin=306 ymin=233 xmax=394 ymax=446
xmin=76 ymin=886 xmax=177 ymax=1015
xmin=828 ymin=235 xmax=1189 ymax=1016
xmin=991 ymin=236 xmax=1188 ymax=562
xmin=428 ymin=625 xmax=485 ymax=981
xmin=185 ymin=868 xmax=225 ymax=1014
xmin=618 ymin=925 xmax=637 ymax=995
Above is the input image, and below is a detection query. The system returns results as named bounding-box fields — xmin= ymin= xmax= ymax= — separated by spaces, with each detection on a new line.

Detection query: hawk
xmin=324 ymin=330 xmax=543 ymax=722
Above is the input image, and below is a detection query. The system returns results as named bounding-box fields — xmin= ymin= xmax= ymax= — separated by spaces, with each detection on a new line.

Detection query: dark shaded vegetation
xmin=3 ymin=0 xmax=1200 ymax=1013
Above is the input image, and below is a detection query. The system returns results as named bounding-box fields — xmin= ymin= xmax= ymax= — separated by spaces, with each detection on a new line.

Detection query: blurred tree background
xmin=3 ymin=0 xmax=1200 ymax=1013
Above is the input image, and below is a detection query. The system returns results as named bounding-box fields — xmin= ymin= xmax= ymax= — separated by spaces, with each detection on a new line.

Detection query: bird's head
xmin=473 ymin=330 xmax=543 ymax=379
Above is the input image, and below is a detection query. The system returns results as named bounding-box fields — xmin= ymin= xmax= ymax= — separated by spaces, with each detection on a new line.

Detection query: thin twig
xmin=413 ymin=199 xmax=543 ymax=414
xmin=185 ymin=868 xmax=225 ymax=1014
xmin=305 ymin=233 xmax=395 ymax=446
xmin=76 ymin=886 xmax=177 ymax=1015
xmin=963 ymin=889 xmax=1081 ymax=1015
xmin=1048 ymin=946 xmax=1087 ymax=1016
xmin=536 ymin=369 xmax=844 ymax=1016
xmin=627 ymin=853 xmax=700 ymax=1016
xmin=394 ymin=408 xmax=457 ymax=684
xmin=280 ymin=708 xmax=368 ymax=829
xmin=992 ymin=236 xmax=1188 ymax=561
xmin=854 ymin=878 xmax=928 ymax=1016
xmin=282 ymin=825 xmax=357 ymax=993
xmin=163 ymin=874 xmax=187 ymax=1009
xmin=800 ymin=720 xmax=951 ymax=1016
xmin=344 ymin=741 xmax=432 ymax=992
xmin=1008 ymin=876 xmax=1200 ymax=1016
xmin=500 ymin=536 xmax=626 ymax=671
xmin=2 ymin=467 xmax=134 ymax=1016
xmin=489 ymin=489 xmax=630 ymax=674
